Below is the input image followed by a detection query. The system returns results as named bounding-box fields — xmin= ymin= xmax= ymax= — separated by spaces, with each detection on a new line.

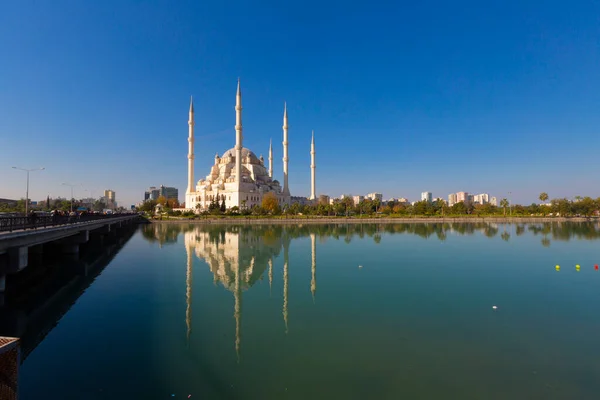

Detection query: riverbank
xmin=149 ymin=216 xmax=597 ymax=224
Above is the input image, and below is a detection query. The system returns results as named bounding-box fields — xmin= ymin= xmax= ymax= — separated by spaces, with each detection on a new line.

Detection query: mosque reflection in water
xmin=140 ymin=220 xmax=600 ymax=360
xmin=158 ymin=224 xmax=319 ymax=361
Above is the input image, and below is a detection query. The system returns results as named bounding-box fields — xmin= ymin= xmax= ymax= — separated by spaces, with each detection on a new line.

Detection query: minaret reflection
xmin=184 ymin=226 xmax=285 ymax=361
xmin=185 ymin=244 xmax=193 ymax=345
xmin=310 ymin=233 xmax=317 ymax=303
xmin=234 ymin=258 xmax=242 ymax=362
xmin=268 ymin=258 xmax=273 ymax=297
xmin=283 ymin=236 xmax=290 ymax=334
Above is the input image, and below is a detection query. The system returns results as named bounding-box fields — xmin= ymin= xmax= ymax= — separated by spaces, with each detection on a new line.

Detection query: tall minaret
xmin=268 ymin=139 xmax=273 ymax=178
xmin=187 ymin=96 xmax=195 ymax=194
xmin=235 ymin=79 xmax=243 ymax=187
xmin=282 ymin=103 xmax=290 ymax=196
xmin=310 ymin=232 xmax=317 ymax=303
xmin=310 ymin=130 xmax=316 ymax=200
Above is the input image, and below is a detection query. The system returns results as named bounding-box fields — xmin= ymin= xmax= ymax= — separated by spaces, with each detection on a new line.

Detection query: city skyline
xmin=2 ymin=1 xmax=599 ymax=207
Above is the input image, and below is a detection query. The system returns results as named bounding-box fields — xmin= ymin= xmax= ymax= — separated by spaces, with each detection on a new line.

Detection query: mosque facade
xmin=185 ymin=80 xmax=317 ymax=211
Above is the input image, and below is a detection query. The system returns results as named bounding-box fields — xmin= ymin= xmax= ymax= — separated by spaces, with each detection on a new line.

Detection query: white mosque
xmin=185 ymin=80 xmax=317 ymax=211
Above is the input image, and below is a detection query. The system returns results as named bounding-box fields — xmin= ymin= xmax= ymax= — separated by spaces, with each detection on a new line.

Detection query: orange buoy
xmin=595 ymin=264 xmax=599 ymax=271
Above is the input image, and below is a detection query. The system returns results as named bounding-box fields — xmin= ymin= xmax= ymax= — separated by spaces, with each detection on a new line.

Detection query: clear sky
xmin=1 ymin=0 xmax=599 ymax=207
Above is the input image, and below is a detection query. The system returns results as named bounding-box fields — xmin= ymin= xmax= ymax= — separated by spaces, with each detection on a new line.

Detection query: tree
xmin=262 ymin=192 xmax=280 ymax=214
xmin=157 ymin=196 xmax=167 ymax=206
xmin=220 ymin=199 xmax=226 ymax=213
xmin=167 ymin=198 xmax=179 ymax=208
xmin=539 ymin=192 xmax=549 ymax=203
xmin=500 ymin=198 xmax=509 ymax=217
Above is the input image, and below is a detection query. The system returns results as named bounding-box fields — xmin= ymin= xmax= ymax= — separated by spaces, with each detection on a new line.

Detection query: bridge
xmin=0 ymin=214 xmax=140 ymax=293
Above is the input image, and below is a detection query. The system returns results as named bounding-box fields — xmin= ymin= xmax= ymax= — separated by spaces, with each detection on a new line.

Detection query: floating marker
xmin=595 ymin=264 xmax=598 ymax=271
xmin=576 ymin=264 xmax=581 ymax=271
xmin=555 ymin=265 xmax=560 ymax=271
xmin=358 ymin=265 xmax=363 ymax=269
xmin=492 ymin=305 xmax=498 ymax=310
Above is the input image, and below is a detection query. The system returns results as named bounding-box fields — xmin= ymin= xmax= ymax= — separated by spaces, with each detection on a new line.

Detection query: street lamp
xmin=508 ymin=191 xmax=512 ymax=216
xmin=62 ymin=183 xmax=81 ymax=213
xmin=12 ymin=166 xmax=45 ymax=215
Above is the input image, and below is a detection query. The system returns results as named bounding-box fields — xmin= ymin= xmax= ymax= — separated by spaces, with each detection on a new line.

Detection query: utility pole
xmin=12 ymin=166 xmax=45 ymax=215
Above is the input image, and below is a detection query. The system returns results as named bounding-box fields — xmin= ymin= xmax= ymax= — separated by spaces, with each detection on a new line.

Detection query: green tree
xmin=500 ymin=198 xmax=509 ymax=217
xmin=220 ymin=199 xmax=226 ymax=213
xmin=539 ymin=192 xmax=549 ymax=203
xmin=262 ymin=192 xmax=280 ymax=214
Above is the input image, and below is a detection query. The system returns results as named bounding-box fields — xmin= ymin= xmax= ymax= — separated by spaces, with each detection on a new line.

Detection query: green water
xmin=9 ymin=222 xmax=600 ymax=399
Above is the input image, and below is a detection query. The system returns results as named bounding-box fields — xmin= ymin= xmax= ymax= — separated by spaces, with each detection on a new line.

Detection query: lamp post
xmin=62 ymin=183 xmax=81 ymax=213
xmin=12 ymin=166 xmax=45 ymax=215
xmin=508 ymin=191 xmax=512 ymax=216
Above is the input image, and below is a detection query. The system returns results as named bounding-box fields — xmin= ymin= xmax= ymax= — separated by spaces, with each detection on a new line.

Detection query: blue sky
xmin=1 ymin=0 xmax=599 ymax=207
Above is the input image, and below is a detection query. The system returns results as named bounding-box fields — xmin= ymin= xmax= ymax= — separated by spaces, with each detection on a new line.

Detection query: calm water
xmin=4 ymin=222 xmax=600 ymax=399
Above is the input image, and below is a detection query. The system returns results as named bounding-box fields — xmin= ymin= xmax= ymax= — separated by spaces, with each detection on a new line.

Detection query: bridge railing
xmin=0 ymin=214 xmax=137 ymax=233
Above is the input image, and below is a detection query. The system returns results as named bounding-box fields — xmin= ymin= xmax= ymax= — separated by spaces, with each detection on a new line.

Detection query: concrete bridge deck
xmin=0 ymin=215 xmax=139 ymax=293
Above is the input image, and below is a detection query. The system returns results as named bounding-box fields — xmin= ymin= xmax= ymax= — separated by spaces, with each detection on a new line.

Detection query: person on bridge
xmin=29 ymin=210 xmax=37 ymax=229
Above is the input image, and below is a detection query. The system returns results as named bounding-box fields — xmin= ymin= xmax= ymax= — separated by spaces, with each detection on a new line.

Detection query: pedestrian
xmin=29 ymin=210 xmax=37 ymax=229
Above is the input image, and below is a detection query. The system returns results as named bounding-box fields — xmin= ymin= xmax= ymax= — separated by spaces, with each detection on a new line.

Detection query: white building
xmin=490 ymin=197 xmax=498 ymax=206
xmin=366 ymin=193 xmax=383 ymax=202
xmin=421 ymin=191 xmax=432 ymax=203
xmin=185 ymin=81 xmax=316 ymax=211
xmin=352 ymin=195 xmax=364 ymax=205
xmin=456 ymin=192 xmax=469 ymax=203
xmin=448 ymin=193 xmax=457 ymax=206
xmin=473 ymin=193 xmax=490 ymax=205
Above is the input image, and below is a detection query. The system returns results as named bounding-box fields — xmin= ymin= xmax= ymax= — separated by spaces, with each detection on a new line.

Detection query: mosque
xmin=185 ymin=80 xmax=317 ymax=211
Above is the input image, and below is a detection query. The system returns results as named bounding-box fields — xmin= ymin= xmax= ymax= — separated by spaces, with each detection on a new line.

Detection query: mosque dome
xmin=221 ymin=147 xmax=261 ymax=164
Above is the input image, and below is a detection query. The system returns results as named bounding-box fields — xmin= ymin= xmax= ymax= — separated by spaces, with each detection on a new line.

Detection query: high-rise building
xmin=159 ymin=185 xmax=179 ymax=200
xmin=421 ymin=192 xmax=432 ymax=203
xmin=490 ymin=197 xmax=498 ymax=206
xmin=456 ymin=192 xmax=469 ymax=203
xmin=144 ymin=187 xmax=160 ymax=201
xmin=448 ymin=193 xmax=457 ymax=206
xmin=473 ymin=193 xmax=490 ymax=205
xmin=352 ymin=195 xmax=364 ymax=205
xmin=104 ymin=189 xmax=116 ymax=208
xmin=366 ymin=193 xmax=383 ymax=202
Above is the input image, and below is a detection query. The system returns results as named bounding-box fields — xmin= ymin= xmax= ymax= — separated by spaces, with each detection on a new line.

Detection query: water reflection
xmin=0 ymin=226 xmax=137 ymax=363
xmin=180 ymin=225 xmax=300 ymax=361
xmin=141 ymin=221 xmax=600 ymax=361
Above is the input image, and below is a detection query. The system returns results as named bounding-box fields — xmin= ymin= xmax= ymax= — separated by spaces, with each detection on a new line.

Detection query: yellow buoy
xmin=555 ymin=265 xmax=560 ymax=271
xmin=576 ymin=264 xmax=581 ymax=271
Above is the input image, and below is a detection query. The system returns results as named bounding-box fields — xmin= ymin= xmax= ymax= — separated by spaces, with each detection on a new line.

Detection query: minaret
xmin=185 ymin=243 xmax=193 ymax=345
xmin=235 ymin=79 xmax=243 ymax=188
xmin=268 ymin=139 xmax=273 ymax=178
xmin=283 ymin=236 xmax=290 ymax=334
xmin=310 ymin=130 xmax=316 ymax=200
xmin=282 ymin=103 xmax=290 ymax=196
xmin=187 ymin=96 xmax=195 ymax=194
xmin=310 ymin=232 xmax=317 ymax=303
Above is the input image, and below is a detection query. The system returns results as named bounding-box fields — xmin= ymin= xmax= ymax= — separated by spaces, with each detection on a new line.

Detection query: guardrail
xmin=0 ymin=214 xmax=138 ymax=233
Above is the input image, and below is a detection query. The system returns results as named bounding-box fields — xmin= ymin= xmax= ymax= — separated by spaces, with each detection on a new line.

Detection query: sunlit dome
xmin=221 ymin=147 xmax=261 ymax=164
